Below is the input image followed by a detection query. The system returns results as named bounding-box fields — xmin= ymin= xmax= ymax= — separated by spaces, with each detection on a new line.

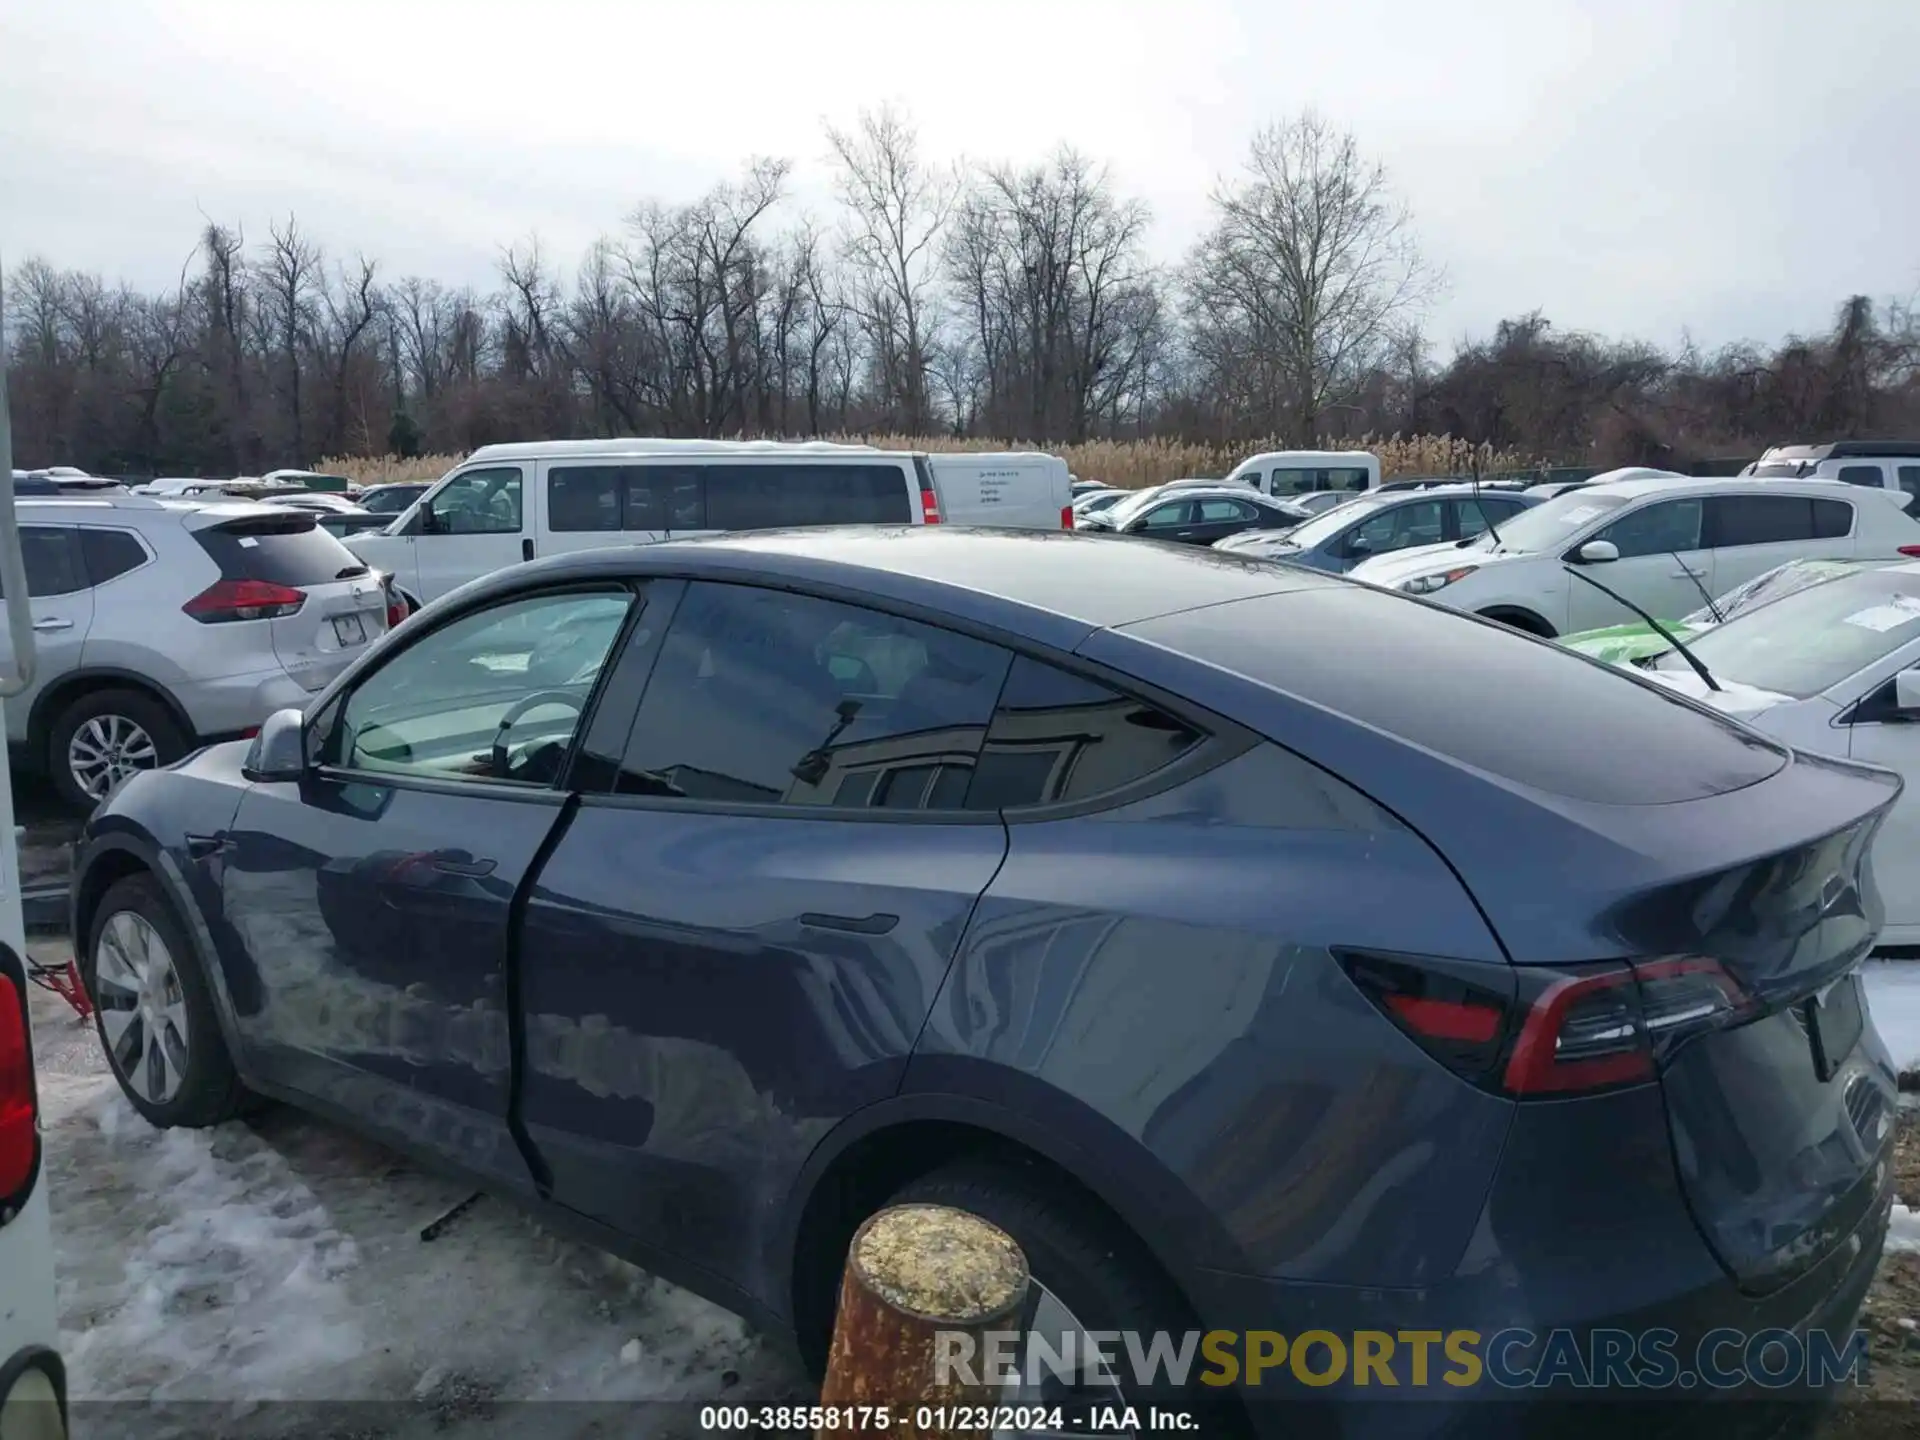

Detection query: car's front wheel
xmin=48 ymin=688 xmax=187 ymax=808
xmin=886 ymin=1158 xmax=1241 ymax=1438
xmin=83 ymin=874 xmax=249 ymax=1128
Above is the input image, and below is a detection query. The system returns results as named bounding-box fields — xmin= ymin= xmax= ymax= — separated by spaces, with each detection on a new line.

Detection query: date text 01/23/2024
xmin=699 ymin=1405 xmax=1202 ymax=1432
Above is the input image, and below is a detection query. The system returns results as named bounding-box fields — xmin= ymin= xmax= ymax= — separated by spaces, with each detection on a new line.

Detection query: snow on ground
xmin=27 ymin=974 xmax=809 ymax=1439
xmin=1865 ymin=959 xmax=1920 ymax=1072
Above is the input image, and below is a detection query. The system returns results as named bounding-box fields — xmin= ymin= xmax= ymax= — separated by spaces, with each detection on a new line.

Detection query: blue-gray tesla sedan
xmin=69 ymin=527 xmax=1899 ymax=1436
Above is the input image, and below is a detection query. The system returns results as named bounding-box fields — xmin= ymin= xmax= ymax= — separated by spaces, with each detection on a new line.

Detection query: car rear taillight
xmin=921 ymin=488 xmax=943 ymax=524
xmin=1 ymin=967 xmax=38 ymax=1207
xmin=1061 ymin=505 xmax=1074 ymax=530
xmin=1342 ymin=951 xmax=1750 ymax=1099
xmin=1899 ymin=545 xmax=1920 ymax=558
xmin=182 ymin=578 xmax=306 ymax=622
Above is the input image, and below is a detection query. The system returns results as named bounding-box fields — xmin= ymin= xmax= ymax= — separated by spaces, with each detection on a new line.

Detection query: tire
xmin=47 ymin=687 xmax=189 ymax=809
xmin=887 ymin=1158 xmax=1242 ymax=1435
xmin=1477 ymin=607 xmax=1555 ymax=638
xmin=82 ymin=873 xmax=249 ymax=1128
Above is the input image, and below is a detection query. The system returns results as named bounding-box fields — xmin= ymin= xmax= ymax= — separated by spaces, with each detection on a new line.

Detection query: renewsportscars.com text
xmin=934 ymin=1327 xmax=1870 ymax=1392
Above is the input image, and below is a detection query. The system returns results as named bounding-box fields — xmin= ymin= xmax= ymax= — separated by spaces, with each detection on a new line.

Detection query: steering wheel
xmin=490 ymin=689 xmax=586 ymax=779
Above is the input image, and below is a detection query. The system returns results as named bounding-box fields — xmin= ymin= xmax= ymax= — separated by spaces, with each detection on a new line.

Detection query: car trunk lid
xmin=189 ymin=510 xmax=390 ymax=691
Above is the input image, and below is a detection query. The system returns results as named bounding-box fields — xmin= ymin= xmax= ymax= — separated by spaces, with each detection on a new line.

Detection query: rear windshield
xmin=1125 ymin=584 xmax=1787 ymax=805
xmin=195 ymin=514 xmax=368 ymax=585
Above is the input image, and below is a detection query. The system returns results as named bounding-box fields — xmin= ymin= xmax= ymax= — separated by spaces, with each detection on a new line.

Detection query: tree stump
xmin=818 ymin=1203 xmax=1030 ymax=1439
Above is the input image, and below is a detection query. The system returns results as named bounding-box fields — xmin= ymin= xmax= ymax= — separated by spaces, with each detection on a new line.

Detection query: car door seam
xmin=504 ymin=790 xmax=583 ymax=1195
xmin=898 ymin=813 xmax=1014 ymax=1088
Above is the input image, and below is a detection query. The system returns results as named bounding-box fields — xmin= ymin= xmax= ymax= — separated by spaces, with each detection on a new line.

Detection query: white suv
xmin=1348 ymin=476 xmax=1920 ymax=636
xmin=3 ymin=496 xmax=392 ymax=806
xmin=1744 ymin=441 xmax=1920 ymax=501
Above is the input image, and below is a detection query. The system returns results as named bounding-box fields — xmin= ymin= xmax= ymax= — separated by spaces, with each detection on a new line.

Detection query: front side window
xmin=11 ymin=526 xmax=85 ymax=597
xmin=328 ymin=589 xmax=630 ymax=785
xmin=1597 ymin=498 xmax=1703 ymax=558
xmin=426 ymin=467 xmax=523 ymax=535
xmin=615 ymin=583 xmax=1012 ymax=809
xmin=1136 ymin=501 xmax=1194 ymax=530
xmin=967 ymin=658 xmax=1203 ymax=810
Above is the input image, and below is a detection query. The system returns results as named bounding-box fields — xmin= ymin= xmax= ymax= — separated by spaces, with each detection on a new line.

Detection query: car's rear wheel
xmin=48 ymin=688 xmax=187 ymax=808
xmin=886 ymin=1158 xmax=1240 ymax=1439
xmin=83 ymin=874 xmax=248 ymax=1128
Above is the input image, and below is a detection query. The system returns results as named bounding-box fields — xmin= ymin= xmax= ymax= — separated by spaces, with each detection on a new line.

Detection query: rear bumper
xmin=177 ymin=668 xmax=312 ymax=739
xmin=1186 ymin=1093 xmax=1890 ymax=1440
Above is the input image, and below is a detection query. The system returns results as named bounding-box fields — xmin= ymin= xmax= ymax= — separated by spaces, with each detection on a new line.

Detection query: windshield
xmin=1464 ymin=491 xmax=1629 ymax=554
xmin=1105 ymin=487 xmax=1163 ymax=524
xmin=1279 ymin=495 xmax=1394 ymax=549
xmin=1672 ymin=568 xmax=1920 ymax=698
xmin=1679 ymin=559 xmax=1877 ymax=628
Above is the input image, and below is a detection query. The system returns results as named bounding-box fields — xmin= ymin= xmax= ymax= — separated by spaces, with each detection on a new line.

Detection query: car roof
xmin=1574 ymin=475 xmax=1888 ymax=502
xmin=465 ymin=438 xmax=923 ymax=465
xmin=464 ymin=526 xmax=1343 ymax=652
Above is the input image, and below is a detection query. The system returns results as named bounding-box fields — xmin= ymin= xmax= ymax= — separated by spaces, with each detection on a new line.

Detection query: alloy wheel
xmin=68 ymin=713 xmax=160 ymax=800
xmin=93 ymin=910 xmax=191 ymax=1105
xmin=995 ymin=1277 xmax=1139 ymax=1440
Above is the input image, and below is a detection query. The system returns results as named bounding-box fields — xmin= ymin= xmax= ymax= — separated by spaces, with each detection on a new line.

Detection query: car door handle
xmin=184 ymin=833 xmax=232 ymax=860
xmin=31 ymin=618 xmax=73 ymax=631
xmin=521 ymin=538 xmax=535 ymax=563
xmin=1669 ymin=565 xmax=1704 ymax=577
xmin=432 ymin=854 xmax=496 ymax=877
xmin=801 ymin=911 xmax=899 ymax=935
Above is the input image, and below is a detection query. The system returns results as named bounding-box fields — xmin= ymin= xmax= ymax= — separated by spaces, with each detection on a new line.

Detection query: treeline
xmin=5 ymin=108 xmax=1917 ymax=477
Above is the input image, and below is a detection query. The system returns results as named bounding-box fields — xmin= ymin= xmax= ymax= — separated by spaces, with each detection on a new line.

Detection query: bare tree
xmin=255 ymin=216 xmax=321 ymax=461
xmin=1183 ymin=113 xmax=1438 ymax=442
xmin=826 ymin=105 xmax=955 ymax=432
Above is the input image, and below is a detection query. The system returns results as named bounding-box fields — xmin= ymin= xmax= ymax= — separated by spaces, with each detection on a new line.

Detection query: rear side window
xmin=1900 ymin=467 xmax=1920 ymax=504
xmin=78 ymin=528 xmax=149 ymax=584
xmin=614 ymin=582 xmax=1011 ymax=810
xmin=1707 ymin=495 xmax=1821 ymax=547
xmin=1837 ymin=465 xmax=1886 ymax=489
xmin=547 ymin=468 xmax=622 ymax=532
xmin=1813 ymin=498 xmax=1853 ymax=537
xmin=705 ymin=464 xmax=912 ymax=529
xmin=967 ymin=657 xmax=1202 ymax=811
xmin=194 ymin=516 xmax=366 ymax=585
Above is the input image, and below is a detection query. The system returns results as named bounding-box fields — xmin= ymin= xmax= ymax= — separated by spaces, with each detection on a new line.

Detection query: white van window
xmin=547 ymin=462 xmax=912 ymax=533
xmin=1837 ymin=465 xmax=1886 ymax=489
xmin=426 ymin=467 xmax=523 ymax=534
xmin=1268 ymin=466 xmax=1371 ymax=495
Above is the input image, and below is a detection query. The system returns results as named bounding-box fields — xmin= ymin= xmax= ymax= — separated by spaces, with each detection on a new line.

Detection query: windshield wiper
xmin=1565 ymin=565 xmax=1721 ymax=692
xmin=1471 ymin=476 xmax=1502 ymax=549
xmin=1667 ymin=550 xmax=1724 ymax=623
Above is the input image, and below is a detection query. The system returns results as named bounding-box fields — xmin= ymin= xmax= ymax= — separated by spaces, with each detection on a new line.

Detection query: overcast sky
xmin=3 ymin=0 xmax=1914 ymax=354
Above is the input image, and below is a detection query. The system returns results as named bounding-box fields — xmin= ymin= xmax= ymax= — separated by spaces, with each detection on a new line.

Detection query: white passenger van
xmin=348 ymin=438 xmax=940 ymax=609
xmin=923 ymin=452 xmax=1073 ymax=531
xmin=1222 ymin=449 xmax=1382 ymax=499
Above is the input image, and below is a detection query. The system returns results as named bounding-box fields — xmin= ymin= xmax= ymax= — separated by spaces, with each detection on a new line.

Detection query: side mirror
xmin=1896 ymin=670 xmax=1920 ymax=715
xmin=243 ymin=708 xmax=309 ymax=782
xmin=1345 ymin=534 xmax=1375 ymax=557
xmin=1575 ymin=539 xmax=1620 ymax=564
